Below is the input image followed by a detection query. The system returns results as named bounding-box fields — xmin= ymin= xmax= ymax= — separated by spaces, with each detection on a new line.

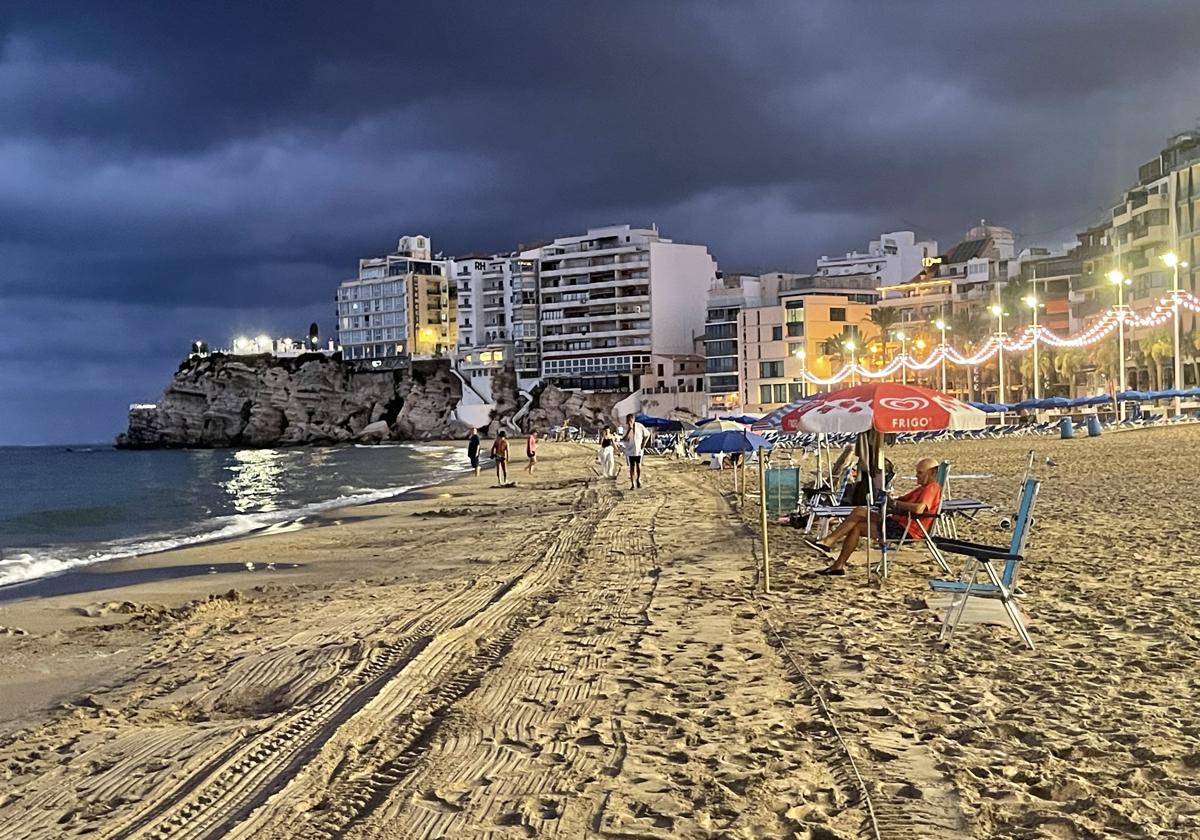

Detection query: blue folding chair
xmin=929 ymin=478 xmax=1040 ymax=649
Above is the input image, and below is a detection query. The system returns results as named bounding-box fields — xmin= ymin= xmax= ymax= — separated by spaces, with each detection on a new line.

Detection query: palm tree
xmin=1090 ymin=340 xmax=1120 ymax=390
xmin=1144 ymin=328 xmax=1174 ymax=390
xmin=947 ymin=308 xmax=987 ymax=397
xmin=1018 ymin=351 xmax=1053 ymax=400
xmin=1055 ymin=348 xmax=1090 ymax=397
xmin=868 ymin=307 xmax=900 ymax=341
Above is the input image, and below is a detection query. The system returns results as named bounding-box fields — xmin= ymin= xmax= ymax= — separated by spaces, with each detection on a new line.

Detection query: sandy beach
xmin=1 ymin=428 xmax=1199 ymax=839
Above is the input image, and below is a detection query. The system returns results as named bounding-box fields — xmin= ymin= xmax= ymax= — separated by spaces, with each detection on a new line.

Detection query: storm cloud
xmin=2 ymin=1 xmax=1198 ymax=443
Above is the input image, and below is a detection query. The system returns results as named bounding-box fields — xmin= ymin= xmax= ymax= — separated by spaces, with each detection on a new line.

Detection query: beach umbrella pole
xmin=758 ymin=449 xmax=770 ymax=593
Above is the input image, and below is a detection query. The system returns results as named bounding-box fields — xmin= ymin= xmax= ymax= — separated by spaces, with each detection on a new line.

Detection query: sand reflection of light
xmin=222 ymin=450 xmax=286 ymax=513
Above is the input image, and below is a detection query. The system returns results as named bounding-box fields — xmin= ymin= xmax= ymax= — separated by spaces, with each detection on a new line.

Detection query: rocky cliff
xmin=117 ymin=353 xmax=635 ymax=448
xmin=116 ymin=354 xmax=471 ymax=448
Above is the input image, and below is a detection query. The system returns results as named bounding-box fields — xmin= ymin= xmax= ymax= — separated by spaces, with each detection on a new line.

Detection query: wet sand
xmin=0 ymin=429 xmax=1197 ymax=838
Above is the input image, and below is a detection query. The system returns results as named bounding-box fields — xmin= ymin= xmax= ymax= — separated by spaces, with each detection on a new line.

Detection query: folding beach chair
xmin=765 ymin=466 xmax=802 ymax=520
xmin=929 ymin=478 xmax=1041 ymax=650
xmin=802 ymin=463 xmax=854 ymax=537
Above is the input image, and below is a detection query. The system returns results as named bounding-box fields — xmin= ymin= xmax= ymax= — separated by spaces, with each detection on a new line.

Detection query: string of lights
xmin=799 ymin=292 xmax=1200 ymax=384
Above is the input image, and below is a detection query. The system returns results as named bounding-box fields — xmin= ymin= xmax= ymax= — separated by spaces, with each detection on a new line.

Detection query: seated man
xmin=804 ymin=457 xmax=941 ymax=576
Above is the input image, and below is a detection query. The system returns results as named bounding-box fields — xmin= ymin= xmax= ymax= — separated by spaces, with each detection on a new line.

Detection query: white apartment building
xmin=816 ymin=231 xmax=938 ymax=289
xmin=336 ymin=234 xmax=455 ymax=363
xmin=538 ymin=224 xmax=717 ymax=392
xmin=452 ymin=251 xmax=541 ymax=382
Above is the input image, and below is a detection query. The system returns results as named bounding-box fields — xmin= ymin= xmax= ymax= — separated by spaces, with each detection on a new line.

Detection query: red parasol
xmin=779 ymin=382 xmax=986 ymax=434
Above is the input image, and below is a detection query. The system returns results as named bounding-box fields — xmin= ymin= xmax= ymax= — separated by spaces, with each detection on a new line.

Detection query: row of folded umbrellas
xmin=969 ymin=387 xmax=1200 ymax=413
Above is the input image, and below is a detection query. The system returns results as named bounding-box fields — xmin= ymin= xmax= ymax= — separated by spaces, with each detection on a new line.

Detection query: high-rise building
xmin=335 ymin=234 xmax=456 ymax=363
xmin=816 ymin=231 xmax=938 ymax=289
xmin=452 ymin=251 xmax=541 ymax=382
xmin=537 ymin=224 xmax=717 ymax=392
xmin=876 ymin=224 xmax=1017 ymax=328
xmin=1069 ymin=131 xmax=1200 ymax=390
xmin=738 ymin=274 xmax=878 ymax=412
xmin=703 ymin=273 xmax=767 ymax=413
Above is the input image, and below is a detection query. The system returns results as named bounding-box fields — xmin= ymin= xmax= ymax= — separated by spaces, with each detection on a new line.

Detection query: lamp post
xmin=991 ymin=304 xmax=1006 ymax=422
xmin=893 ymin=330 xmax=908 ymax=384
xmin=794 ymin=349 xmax=808 ymax=398
xmin=1161 ymin=253 xmax=1189 ymax=413
xmin=1024 ymin=294 xmax=1041 ymax=401
xmin=845 ymin=340 xmax=857 ymax=386
xmin=934 ymin=319 xmax=949 ymax=393
xmin=1107 ymin=269 xmax=1131 ymax=420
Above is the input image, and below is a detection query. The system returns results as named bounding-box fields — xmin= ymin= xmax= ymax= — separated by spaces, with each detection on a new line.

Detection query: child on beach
xmin=526 ymin=430 xmax=538 ymax=474
xmin=491 ymin=431 xmax=510 ymax=485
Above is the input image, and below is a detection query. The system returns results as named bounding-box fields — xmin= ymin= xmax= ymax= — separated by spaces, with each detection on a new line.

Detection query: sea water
xmin=0 ymin=443 xmax=466 ymax=591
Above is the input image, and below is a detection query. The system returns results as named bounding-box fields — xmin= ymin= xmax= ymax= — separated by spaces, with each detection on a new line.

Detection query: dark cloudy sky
xmin=2 ymin=1 xmax=1199 ymax=444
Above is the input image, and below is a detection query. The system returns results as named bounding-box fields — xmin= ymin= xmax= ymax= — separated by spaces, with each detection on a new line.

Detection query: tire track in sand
xmin=95 ymin=483 xmax=608 ymax=840
xmin=342 ymin=487 xmax=663 ymax=838
xmin=216 ymin=483 xmax=614 ymax=840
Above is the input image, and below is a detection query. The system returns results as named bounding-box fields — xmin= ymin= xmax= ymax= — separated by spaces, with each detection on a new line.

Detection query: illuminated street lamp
xmin=934 ymin=319 xmax=949 ymax=392
xmin=1024 ymin=295 xmax=1042 ymax=401
xmin=793 ymin=348 xmax=808 ymax=398
xmin=845 ymin=339 xmax=857 ymax=386
xmin=991 ymin=304 xmax=1006 ymax=422
xmin=892 ymin=330 xmax=908 ymax=384
xmin=1160 ymin=253 xmax=1189 ymax=413
xmin=1107 ymin=269 xmax=1131 ymax=419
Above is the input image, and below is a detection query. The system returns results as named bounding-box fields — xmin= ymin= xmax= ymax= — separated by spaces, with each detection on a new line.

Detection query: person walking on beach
xmin=623 ymin=413 xmax=649 ymax=489
xmin=525 ymin=430 xmax=539 ymax=474
xmin=598 ymin=427 xmax=617 ymax=477
xmin=491 ymin=430 xmax=510 ymax=485
xmin=805 ymin=457 xmax=941 ymax=576
xmin=467 ymin=428 xmax=482 ymax=477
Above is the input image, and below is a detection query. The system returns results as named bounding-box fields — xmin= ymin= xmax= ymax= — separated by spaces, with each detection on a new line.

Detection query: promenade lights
xmin=1160 ymin=253 xmax=1188 ymax=412
xmin=990 ymin=304 xmax=1007 ymax=420
xmin=793 ymin=349 xmax=808 ymax=398
xmin=1024 ymin=295 xmax=1041 ymax=401
xmin=892 ymin=330 xmax=909 ymax=384
xmin=934 ymin=318 xmax=949 ymax=392
xmin=1108 ymin=270 xmax=1131 ymax=417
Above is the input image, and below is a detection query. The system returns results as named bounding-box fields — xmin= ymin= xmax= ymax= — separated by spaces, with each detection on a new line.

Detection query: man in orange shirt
xmin=805 ymin=457 xmax=941 ymax=576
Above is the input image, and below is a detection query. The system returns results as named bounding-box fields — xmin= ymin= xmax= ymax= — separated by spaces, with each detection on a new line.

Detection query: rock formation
xmin=116 ymin=354 xmax=471 ymax=448
xmin=524 ymin=383 xmax=624 ymax=433
xmin=117 ymin=353 xmax=633 ymax=448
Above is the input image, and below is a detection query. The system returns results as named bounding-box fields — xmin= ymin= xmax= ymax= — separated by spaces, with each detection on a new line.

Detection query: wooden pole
xmin=759 ymin=449 xmax=770 ymax=593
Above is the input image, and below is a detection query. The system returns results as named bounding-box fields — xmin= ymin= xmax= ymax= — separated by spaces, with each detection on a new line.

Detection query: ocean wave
xmin=0 ymin=482 xmax=425 ymax=589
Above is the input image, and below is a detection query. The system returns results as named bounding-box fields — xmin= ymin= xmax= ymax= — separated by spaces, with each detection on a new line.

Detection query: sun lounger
xmin=929 ymin=478 xmax=1041 ymax=650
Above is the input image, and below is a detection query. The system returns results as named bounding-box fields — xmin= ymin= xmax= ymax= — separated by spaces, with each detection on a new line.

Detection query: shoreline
xmin=0 ymin=440 xmax=476 ymax=602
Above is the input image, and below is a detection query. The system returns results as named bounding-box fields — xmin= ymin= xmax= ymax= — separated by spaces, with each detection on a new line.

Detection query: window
xmin=830 ymin=307 xmax=846 ymax=322
xmin=773 ymin=384 xmax=789 ymax=403
xmin=771 ymin=326 xmax=783 ymax=341
xmin=787 ymin=322 xmax=804 ymax=337
xmin=788 ymin=383 xmax=803 ymax=400
xmin=759 ymin=361 xmax=784 ymax=378
xmin=785 ymin=304 xmax=805 ymax=323
xmin=788 ymin=342 xmax=804 ymax=355
xmin=759 ymin=385 xmax=773 ymax=404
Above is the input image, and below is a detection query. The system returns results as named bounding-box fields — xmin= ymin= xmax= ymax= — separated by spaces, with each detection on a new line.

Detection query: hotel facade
xmin=536 ymin=224 xmax=716 ymax=393
xmin=335 ymin=235 xmax=457 ymax=363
